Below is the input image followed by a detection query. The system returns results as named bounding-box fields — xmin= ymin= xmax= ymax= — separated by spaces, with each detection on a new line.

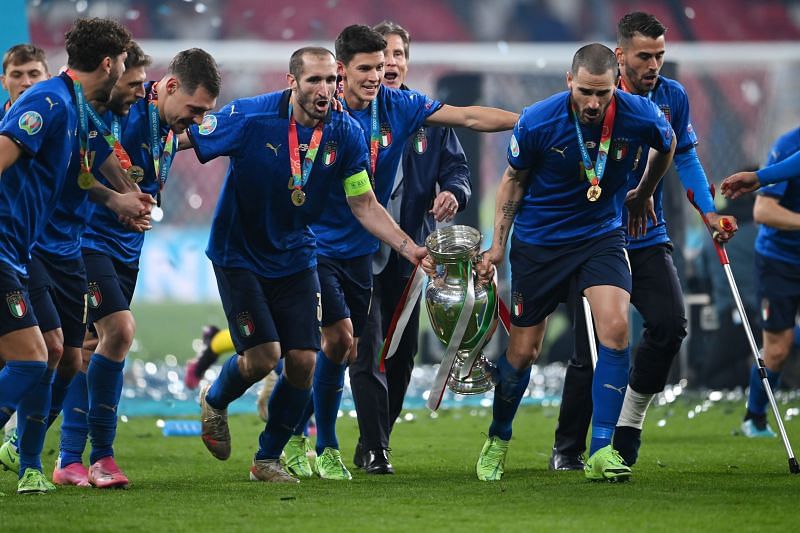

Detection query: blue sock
xmin=87 ymin=354 xmax=124 ymax=464
xmin=17 ymin=368 xmax=55 ymax=475
xmin=47 ymin=372 xmax=73 ymax=428
xmin=293 ymin=394 xmax=313 ymax=437
xmin=747 ymin=364 xmax=781 ymax=416
xmin=256 ymin=375 xmax=311 ymax=460
xmin=488 ymin=353 xmax=531 ymax=441
xmin=60 ymin=370 xmax=89 ymax=467
xmin=590 ymin=344 xmax=630 ymax=455
xmin=0 ymin=360 xmax=47 ymax=427
xmin=206 ymin=355 xmax=252 ymax=410
xmin=312 ymin=351 xmax=346 ymax=454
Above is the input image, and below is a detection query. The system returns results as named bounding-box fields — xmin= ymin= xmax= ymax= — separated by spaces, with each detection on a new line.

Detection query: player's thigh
xmin=629 ymin=244 xmax=686 ymax=333
xmin=266 ymin=266 xmax=322 ymax=354
xmin=43 ymin=254 xmax=89 ymax=349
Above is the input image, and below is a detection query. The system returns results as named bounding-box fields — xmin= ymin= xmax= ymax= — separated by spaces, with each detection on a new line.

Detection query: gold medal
xmin=127 ymin=165 xmax=144 ymax=184
xmin=587 ymin=184 xmax=602 ymax=202
xmin=291 ymin=189 xmax=306 ymax=206
xmin=78 ymin=171 xmax=96 ymax=190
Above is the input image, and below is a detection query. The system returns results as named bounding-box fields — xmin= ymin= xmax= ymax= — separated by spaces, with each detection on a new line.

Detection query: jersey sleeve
xmin=87 ymin=128 xmax=114 ymax=169
xmin=641 ymin=99 xmax=673 ymax=154
xmin=759 ymin=133 xmax=799 ymax=198
xmin=0 ymin=91 xmax=67 ymax=157
xmin=670 ymin=85 xmax=699 ymax=154
xmin=187 ymin=102 xmax=247 ymax=163
xmin=507 ymin=111 xmax=537 ymax=169
xmin=402 ymin=89 xmax=443 ymax=132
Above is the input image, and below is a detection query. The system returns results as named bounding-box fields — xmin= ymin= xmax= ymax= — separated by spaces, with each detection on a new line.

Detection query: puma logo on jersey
xmin=266 ymin=143 xmax=281 ymax=155
xmin=550 ymin=146 xmax=567 ymax=158
xmin=603 ymin=383 xmax=626 ymax=395
xmin=45 ymin=97 xmax=58 ymax=110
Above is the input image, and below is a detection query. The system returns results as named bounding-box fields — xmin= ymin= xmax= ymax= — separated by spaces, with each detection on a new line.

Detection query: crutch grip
xmin=686 ymin=188 xmax=730 ymax=265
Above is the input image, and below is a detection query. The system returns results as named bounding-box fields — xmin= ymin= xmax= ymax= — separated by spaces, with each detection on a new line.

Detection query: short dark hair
xmin=373 ymin=20 xmax=410 ymax=59
xmin=65 ymin=18 xmax=131 ymax=72
xmin=289 ymin=47 xmax=335 ymax=79
xmin=167 ymin=48 xmax=221 ymax=98
xmin=125 ymin=41 xmax=151 ymax=70
xmin=334 ymin=25 xmax=387 ymax=65
xmin=571 ymin=43 xmax=618 ymax=77
xmin=2 ymin=44 xmax=48 ymax=74
xmin=617 ymin=12 xmax=667 ymax=45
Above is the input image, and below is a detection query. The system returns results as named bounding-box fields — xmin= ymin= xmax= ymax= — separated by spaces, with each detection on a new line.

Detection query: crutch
xmin=688 ymin=186 xmax=799 ymax=474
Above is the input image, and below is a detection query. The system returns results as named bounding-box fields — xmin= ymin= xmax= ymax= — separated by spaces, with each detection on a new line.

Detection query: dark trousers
xmin=351 ymin=253 xmax=420 ymax=450
xmin=553 ymin=244 xmax=687 ymax=456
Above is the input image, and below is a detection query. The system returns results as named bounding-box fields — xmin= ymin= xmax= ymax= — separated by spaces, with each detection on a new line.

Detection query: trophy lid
xmin=425 ymin=225 xmax=481 ymax=262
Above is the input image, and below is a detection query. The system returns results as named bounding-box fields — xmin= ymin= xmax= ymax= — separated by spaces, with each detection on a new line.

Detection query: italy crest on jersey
xmin=380 ymin=123 xmax=392 ymax=147
xmin=413 ymin=129 xmax=427 ymax=154
xmin=237 ymin=311 xmax=255 ymax=337
xmin=610 ymin=138 xmax=629 ymax=161
xmin=6 ymin=291 xmax=27 ymax=318
xmin=19 ymin=110 xmax=43 ymax=135
xmin=323 ymin=141 xmax=337 ymax=166
xmin=659 ymin=105 xmax=671 ymax=124
xmin=87 ymin=282 xmax=102 ymax=308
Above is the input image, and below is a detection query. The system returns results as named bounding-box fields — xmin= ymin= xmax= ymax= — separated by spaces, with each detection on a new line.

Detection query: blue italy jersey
xmin=82 ymin=82 xmax=167 ymax=265
xmin=755 ymin=126 xmax=800 ymax=265
xmin=626 ymin=75 xmax=698 ymax=250
xmin=0 ymin=74 xmax=79 ymax=274
xmin=508 ymin=89 xmax=672 ymax=246
xmin=311 ymin=85 xmax=442 ymax=258
xmin=34 ymin=106 xmax=113 ymax=259
xmin=188 ymin=89 xmax=370 ymax=278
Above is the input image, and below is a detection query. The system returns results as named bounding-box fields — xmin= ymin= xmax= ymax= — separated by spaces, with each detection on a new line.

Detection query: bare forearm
xmin=754 ymin=199 xmax=800 ymax=230
xmin=350 ymin=195 xmax=418 ymax=261
xmin=490 ymin=166 xmax=528 ymax=254
xmin=425 ymin=105 xmax=519 ymax=132
xmin=639 ymin=136 xmax=676 ymax=196
xmin=99 ymin=155 xmax=137 ymax=193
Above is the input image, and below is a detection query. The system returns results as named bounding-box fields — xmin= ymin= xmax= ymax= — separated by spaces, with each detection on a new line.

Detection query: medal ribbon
xmin=64 ymin=69 xmax=93 ymax=177
xmin=339 ymin=92 xmax=380 ymax=184
xmin=287 ymin=104 xmax=324 ymax=195
xmin=84 ymin=98 xmax=133 ymax=171
xmin=572 ymin=96 xmax=616 ymax=190
xmin=3 ymin=100 xmax=10 ymax=113
xmin=148 ymin=84 xmax=177 ymax=193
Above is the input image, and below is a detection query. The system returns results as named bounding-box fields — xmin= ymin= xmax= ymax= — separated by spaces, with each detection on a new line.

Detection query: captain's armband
xmin=343 ymin=170 xmax=372 ymax=197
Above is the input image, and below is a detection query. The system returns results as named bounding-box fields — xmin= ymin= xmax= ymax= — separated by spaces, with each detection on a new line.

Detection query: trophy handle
xmin=457 ymin=280 xmax=498 ymax=379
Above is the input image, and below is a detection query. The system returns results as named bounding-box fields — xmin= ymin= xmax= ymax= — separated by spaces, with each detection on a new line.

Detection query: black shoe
xmin=364 ymin=448 xmax=394 ymax=475
xmin=612 ymin=426 xmax=642 ymax=467
xmin=353 ymin=441 xmax=365 ymax=469
xmin=548 ymin=448 xmax=585 ymax=471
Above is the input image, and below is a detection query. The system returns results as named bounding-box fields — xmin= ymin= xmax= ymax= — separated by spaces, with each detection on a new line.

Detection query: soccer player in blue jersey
xmin=549 ymin=12 xmax=739 ymax=471
xmin=469 ymin=43 xmax=676 ymax=482
xmin=0 ymin=44 xmax=49 ymax=444
xmin=1 ymin=44 xmax=49 ymax=121
xmin=730 ymin=128 xmax=800 ymax=438
xmin=280 ymin=24 xmax=515 ymax=479
xmin=351 ymin=20 xmax=471 ymax=475
xmin=49 ymin=47 xmax=218 ymax=490
xmin=0 ymin=17 xmax=148 ymax=495
xmin=192 ymin=46 xmax=427 ymax=483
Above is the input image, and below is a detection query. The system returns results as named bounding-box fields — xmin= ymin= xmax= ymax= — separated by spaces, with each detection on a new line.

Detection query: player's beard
xmin=295 ymin=90 xmax=328 ymax=121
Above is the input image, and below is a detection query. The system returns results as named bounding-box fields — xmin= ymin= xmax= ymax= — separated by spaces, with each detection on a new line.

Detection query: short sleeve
xmin=188 ymin=103 xmax=247 ymax=163
xmin=0 ymin=92 xmax=67 ymax=157
xmin=339 ymin=121 xmax=370 ymax=182
xmin=401 ymin=89 xmax=442 ymax=132
xmin=507 ymin=113 xmax=536 ymax=169
xmin=670 ymin=87 xmax=699 ymax=154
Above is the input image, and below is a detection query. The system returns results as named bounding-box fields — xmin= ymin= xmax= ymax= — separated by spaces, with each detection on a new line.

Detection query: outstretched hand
xmin=720 ymin=171 xmax=761 ymax=199
xmin=625 ymin=188 xmax=656 ymax=239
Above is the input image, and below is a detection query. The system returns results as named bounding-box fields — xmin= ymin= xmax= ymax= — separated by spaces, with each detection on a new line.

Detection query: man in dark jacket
xmin=350 ymin=20 xmax=471 ymax=474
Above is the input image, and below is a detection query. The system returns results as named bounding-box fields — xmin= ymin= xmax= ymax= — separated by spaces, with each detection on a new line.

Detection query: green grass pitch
xmin=2 ymin=399 xmax=798 ymax=531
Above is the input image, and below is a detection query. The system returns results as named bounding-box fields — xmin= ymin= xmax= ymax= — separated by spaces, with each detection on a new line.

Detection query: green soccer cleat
xmin=17 ymin=468 xmax=55 ymax=495
xmin=0 ymin=434 xmax=20 ymax=474
xmin=584 ymin=445 xmax=632 ymax=482
xmin=476 ymin=435 xmax=510 ymax=481
xmin=741 ymin=419 xmax=777 ymax=438
xmin=282 ymin=435 xmax=315 ymax=478
xmin=316 ymin=448 xmax=352 ymax=480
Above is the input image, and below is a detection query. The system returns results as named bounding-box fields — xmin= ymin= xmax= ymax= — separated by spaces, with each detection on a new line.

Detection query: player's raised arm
xmin=425 ymin=104 xmax=519 ymax=132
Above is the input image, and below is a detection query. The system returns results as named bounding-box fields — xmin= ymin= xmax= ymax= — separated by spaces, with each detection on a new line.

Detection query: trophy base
xmin=447 ymin=354 xmax=495 ymax=395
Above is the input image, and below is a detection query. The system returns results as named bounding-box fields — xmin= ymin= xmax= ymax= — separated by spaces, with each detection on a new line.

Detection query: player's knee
xmin=99 ymin=314 xmax=136 ymax=355
xmin=647 ymin=315 xmax=687 ymax=354
xmin=600 ymin=314 xmax=629 ymax=349
xmin=45 ymin=339 xmax=64 ymax=366
xmin=284 ymin=350 xmax=316 ymax=388
xmin=241 ymin=349 xmax=278 ymax=382
xmin=507 ymin=344 xmax=538 ymax=367
xmin=322 ymin=325 xmax=354 ymax=362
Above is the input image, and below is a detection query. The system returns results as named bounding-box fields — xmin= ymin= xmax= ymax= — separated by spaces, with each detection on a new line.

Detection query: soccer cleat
xmin=53 ymin=457 xmax=90 ymax=487
xmin=741 ymin=419 xmax=777 ymax=438
xmin=476 ymin=436 xmax=509 ymax=481
xmin=250 ymin=458 xmax=299 ymax=483
xmin=316 ymin=448 xmax=352 ymax=480
xmin=257 ymin=371 xmax=279 ymax=423
xmin=17 ymin=468 xmax=53 ymax=495
xmin=200 ymin=384 xmax=231 ymax=460
xmin=584 ymin=445 xmax=632 ymax=482
xmin=282 ymin=435 xmax=314 ymax=478
xmin=184 ymin=358 xmax=201 ymax=390
xmin=184 ymin=325 xmax=220 ymax=390
xmin=0 ymin=433 xmax=20 ymax=474
xmin=88 ymin=456 xmax=129 ymax=489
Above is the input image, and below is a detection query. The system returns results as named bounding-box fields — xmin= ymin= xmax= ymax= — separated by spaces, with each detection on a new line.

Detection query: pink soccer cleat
xmin=88 ymin=457 xmax=129 ymax=489
xmin=53 ymin=458 xmax=90 ymax=487
xmin=184 ymin=358 xmax=201 ymax=390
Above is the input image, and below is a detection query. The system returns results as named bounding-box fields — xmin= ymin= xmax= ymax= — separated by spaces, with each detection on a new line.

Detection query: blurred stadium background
xmin=5 ymin=0 xmax=800 ymax=411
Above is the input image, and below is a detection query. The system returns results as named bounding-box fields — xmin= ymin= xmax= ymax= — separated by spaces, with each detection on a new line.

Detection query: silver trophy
xmin=425 ymin=225 xmax=498 ymax=397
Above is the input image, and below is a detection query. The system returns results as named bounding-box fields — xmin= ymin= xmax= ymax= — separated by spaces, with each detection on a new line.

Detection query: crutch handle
xmin=686 ymin=187 xmax=730 ymax=265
